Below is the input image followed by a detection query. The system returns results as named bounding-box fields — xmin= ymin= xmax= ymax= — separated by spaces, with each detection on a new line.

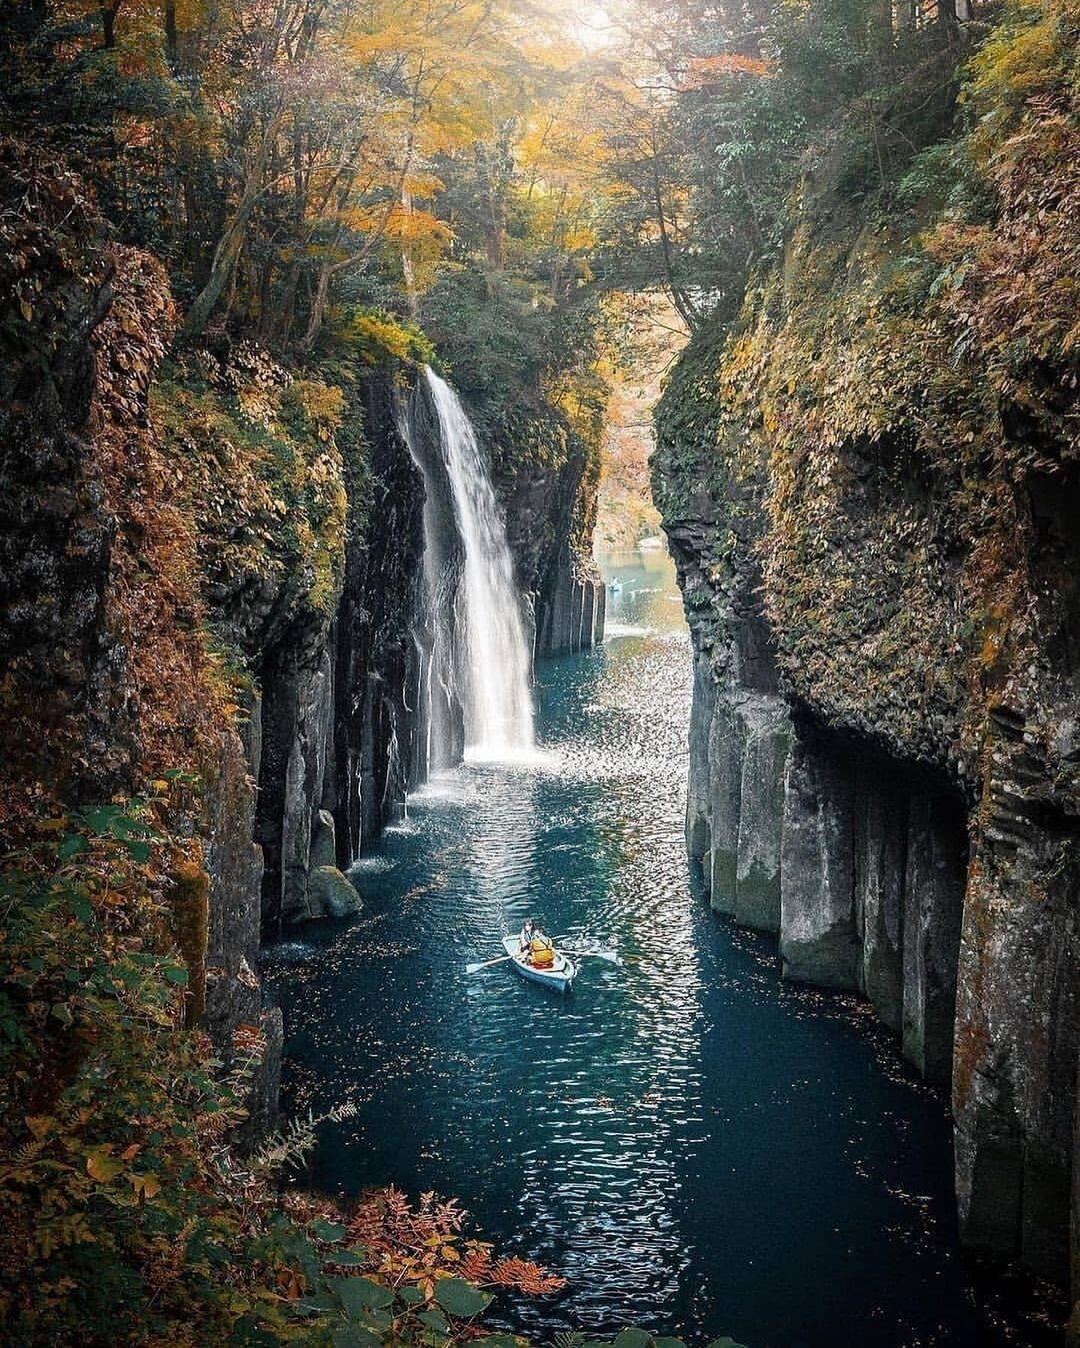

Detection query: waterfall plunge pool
xmin=264 ymin=548 xmax=1053 ymax=1348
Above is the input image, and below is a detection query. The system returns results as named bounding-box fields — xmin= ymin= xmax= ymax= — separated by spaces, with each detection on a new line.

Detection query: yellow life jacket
xmin=530 ymin=938 xmax=554 ymax=968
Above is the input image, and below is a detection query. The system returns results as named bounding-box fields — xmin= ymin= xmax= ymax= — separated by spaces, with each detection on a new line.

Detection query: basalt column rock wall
xmin=0 ymin=141 xmax=281 ymax=1127
xmin=654 ymin=175 xmax=1079 ymax=1307
xmin=331 ymin=369 xmax=427 ymax=861
xmin=243 ymin=366 xmax=609 ymax=934
xmin=247 ymin=365 xmax=426 ymax=933
xmin=488 ymin=401 xmax=606 ymax=660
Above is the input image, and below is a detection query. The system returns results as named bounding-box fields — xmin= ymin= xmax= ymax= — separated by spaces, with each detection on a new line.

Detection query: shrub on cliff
xmin=153 ymin=351 xmax=350 ymax=663
xmin=0 ymin=789 xmax=569 ymax=1344
xmin=655 ymin=0 xmax=1080 ymax=756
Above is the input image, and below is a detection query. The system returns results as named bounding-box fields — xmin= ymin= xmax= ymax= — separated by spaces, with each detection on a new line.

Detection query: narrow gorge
xmin=1 ymin=0 xmax=1077 ymax=1345
xmin=250 ymin=358 xmax=603 ymax=936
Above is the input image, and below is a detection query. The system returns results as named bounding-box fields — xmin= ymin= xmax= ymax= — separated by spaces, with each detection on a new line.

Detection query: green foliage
xmin=656 ymin=0 xmax=1080 ymax=764
xmin=421 ymin=267 xmax=559 ymax=414
xmin=0 ymin=800 xmax=251 ymax=1342
xmin=433 ymin=1278 xmax=492 ymax=1318
xmin=0 ymin=798 xmax=576 ymax=1343
xmin=335 ymin=310 xmax=435 ymax=369
xmin=418 ymin=264 xmax=604 ymax=525
xmin=598 ymin=0 xmax=968 ymax=326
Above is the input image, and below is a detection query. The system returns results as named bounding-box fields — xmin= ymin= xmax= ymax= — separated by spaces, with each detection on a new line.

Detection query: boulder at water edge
xmin=308 ymin=865 xmax=363 ymax=919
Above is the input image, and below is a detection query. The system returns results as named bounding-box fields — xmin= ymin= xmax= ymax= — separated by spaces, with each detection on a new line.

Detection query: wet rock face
xmin=779 ymin=733 xmax=860 ymax=989
xmin=331 ymin=368 xmax=426 ymax=855
xmin=491 ymin=405 xmax=606 ymax=660
xmin=249 ymin=365 xmax=426 ymax=932
xmin=246 ymin=364 xmax=605 ymax=933
xmin=536 ymin=551 xmax=606 ymax=658
xmin=654 ymin=323 xmax=1079 ymax=1300
xmin=257 ymin=646 xmax=335 ymax=931
xmin=202 ymin=726 xmax=281 ymax=1137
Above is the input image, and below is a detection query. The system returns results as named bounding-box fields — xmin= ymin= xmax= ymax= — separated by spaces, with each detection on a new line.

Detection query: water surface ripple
xmin=266 ymin=551 xmax=1048 ymax=1348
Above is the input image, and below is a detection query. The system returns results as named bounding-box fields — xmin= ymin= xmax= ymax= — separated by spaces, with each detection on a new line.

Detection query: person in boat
xmin=520 ymin=919 xmax=554 ymax=969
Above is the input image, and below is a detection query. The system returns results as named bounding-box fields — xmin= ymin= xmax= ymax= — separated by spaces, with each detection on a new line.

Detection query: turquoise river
xmin=265 ymin=548 xmax=1052 ymax=1348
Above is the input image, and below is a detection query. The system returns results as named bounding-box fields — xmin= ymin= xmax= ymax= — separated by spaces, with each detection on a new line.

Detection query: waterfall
xmin=409 ymin=366 xmax=536 ymax=766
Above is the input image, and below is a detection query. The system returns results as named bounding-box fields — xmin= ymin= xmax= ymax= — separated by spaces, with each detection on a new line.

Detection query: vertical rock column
xmin=779 ymin=732 xmax=860 ymax=988
xmin=733 ymin=698 xmax=789 ymax=930
xmin=257 ymin=645 xmax=338 ymax=929
xmin=902 ymin=790 xmax=966 ymax=1085
xmin=953 ymin=708 xmax=1079 ymax=1288
xmin=706 ymin=692 xmax=743 ymax=909
xmin=853 ymin=764 xmax=907 ymax=1033
xmin=536 ymin=559 xmax=607 ymax=657
xmin=686 ymin=645 xmax=716 ymax=863
xmin=202 ymin=707 xmax=282 ymax=1137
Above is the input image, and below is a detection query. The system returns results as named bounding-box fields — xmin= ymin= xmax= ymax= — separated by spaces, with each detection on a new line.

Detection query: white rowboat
xmin=501 ymin=935 xmax=576 ymax=994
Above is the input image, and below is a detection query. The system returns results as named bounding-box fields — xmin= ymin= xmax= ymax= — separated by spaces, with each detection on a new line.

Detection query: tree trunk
xmin=277 ymin=261 xmax=302 ymax=346
xmin=182 ymin=109 xmax=284 ymax=339
xmin=649 ymin=130 xmax=697 ymax=331
xmin=869 ymin=0 xmax=893 ymax=50
xmin=164 ymin=3 xmax=178 ymax=68
xmin=303 ymin=263 xmax=333 ymax=350
xmin=182 ymin=211 xmax=251 ymax=337
xmin=100 ymin=2 xmax=119 ymax=47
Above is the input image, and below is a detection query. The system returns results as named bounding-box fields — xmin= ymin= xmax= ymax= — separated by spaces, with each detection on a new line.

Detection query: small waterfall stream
xmin=410 ymin=366 xmax=536 ymax=768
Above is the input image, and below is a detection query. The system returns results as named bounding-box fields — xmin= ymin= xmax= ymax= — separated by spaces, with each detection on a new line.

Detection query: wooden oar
xmin=465 ymin=953 xmax=516 ymax=974
xmin=566 ymin=948 xmax=623 ymax=967
xmin=552 ymin=938 xmax=623 ymax=967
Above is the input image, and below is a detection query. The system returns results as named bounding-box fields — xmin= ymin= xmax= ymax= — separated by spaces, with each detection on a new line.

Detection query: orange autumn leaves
xmin=683 ymin=53 xmax=773 ymax=88
xmin=348 ymin=1186 xmax=567 ymax=1303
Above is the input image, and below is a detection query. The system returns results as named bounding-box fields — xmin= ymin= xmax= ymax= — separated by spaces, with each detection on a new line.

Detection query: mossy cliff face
xmin=487 ymin=398 xmax=607 ymax=658
xmin=153 ymin=353 xmax=428 ymax=932
xmin=654 ymin=6 xmax=1080 ymax=1309
xmin=150 ymin=343 xmax=604 ymax=938
xmin=0 ymin=138 xmax=283 ymax=1159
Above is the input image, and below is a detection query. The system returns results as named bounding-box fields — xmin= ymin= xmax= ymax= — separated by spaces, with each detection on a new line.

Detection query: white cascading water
xmin=422 ymin=366 xmax=536 ymax=761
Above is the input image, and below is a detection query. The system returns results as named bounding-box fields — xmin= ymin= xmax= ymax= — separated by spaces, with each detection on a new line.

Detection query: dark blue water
xmin=266 ymin=549 xmax=1050 ymax=1348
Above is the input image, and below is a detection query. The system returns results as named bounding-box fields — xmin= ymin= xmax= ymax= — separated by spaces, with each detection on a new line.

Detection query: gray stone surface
xmin=308 ymin=865 xmax=363 ymax=919
xmin=734 ymin=701 xmax=788 ymax=931
xmin=581 ymin=583 xmax=596 ymax=653
xmin=707 ymin=692 xmax=743 ymax=914
xmin=653 ymin=253 xmax=1080 ymax=1310
xmin=902 ymin=791 xmax=965 ymax=1084
xmin=310 ymin=808 xmax=337 ymax=870
xmin=686 ymin=646 xmax=715 ymax=862
xmin=593 ymin=581 xmax=607 ymax=645
xmin=279 ymin=649 xmax=334 ymax=924
xmin=853 ymin=765 xmax=906 ymax=1033
xmin=780 ymin=735 xmax=859 ymax=989
xmin=202 ymin=726 xmax=279 ymax=1136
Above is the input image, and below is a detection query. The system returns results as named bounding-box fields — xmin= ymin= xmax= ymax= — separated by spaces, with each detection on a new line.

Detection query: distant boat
xmin=501 ymin=935 xmax=576 ymax=994
xmin=608 ymin=579 xmax=623 ymax=594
